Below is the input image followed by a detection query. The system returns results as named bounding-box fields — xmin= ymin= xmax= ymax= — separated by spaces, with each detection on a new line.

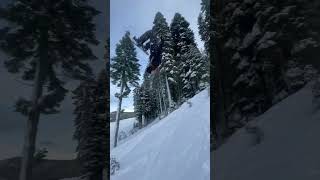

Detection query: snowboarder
xmin=133 ymin=30 xmax=164 ymax=74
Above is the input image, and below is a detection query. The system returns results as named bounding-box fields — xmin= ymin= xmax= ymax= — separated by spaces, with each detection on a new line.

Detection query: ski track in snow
xmin=111 ymin=89 xmax=210 ymax=180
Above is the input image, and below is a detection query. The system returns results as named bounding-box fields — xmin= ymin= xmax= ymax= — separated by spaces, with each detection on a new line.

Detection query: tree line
xmin=110 ymin=11 xmax=210 ymax=147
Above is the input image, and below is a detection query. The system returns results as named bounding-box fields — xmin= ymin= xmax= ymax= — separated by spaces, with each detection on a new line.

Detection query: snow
xmin=232 ymin=7 xmax=244 ymax=18
xmin=110 ymin=118 xmax=137 ymax=150
xmin=214 ymin=83 xmax=320 ymax=180
xmin=111 ymin=89 xmax=210 ymax=180
xmin=291 ymin=38 xmax=319 ymax=54
xmin=240 ymin=22 xmax=261 ymax=50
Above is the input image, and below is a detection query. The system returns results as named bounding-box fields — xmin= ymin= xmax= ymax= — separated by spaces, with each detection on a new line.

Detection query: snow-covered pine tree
xmin=197 ymin=0 xmax=211 ymax=94
xmin=104 ymin=38 xmax=111 ymax=179
xmin=133 ymin=87 xmax=143 ymax=128
xmin=170 ymin=13 xmax=197 ymax=103
xmin=199 ymin=0 xmax=218 ymax=149
xmin=181 ymin=45 xmax=209 ymax=98
xmin=150 ymin=71 xmax=164 ymax=116
xmin=303 ymin=64 xmax=318 ymax=83
xmin=200 ymin=50 xmax=210 ymax=90
xmin=198 ymin=0 xmax=211 ymax=52
xmin=139 ymin=85 xmax=158 ymax=125
xmin=93 ymin=69 xmax=108 ymax=176
xmin=213 ymin=0 xmax=320 ymax=145
xmin=151 ymin=12 xmax=175 ymax=109
xmin=285 ymin=60 xmax=305 ymax=93
xmin=73 ymin=71 xmax=107 ymax=180
xmin=111 ymin=31 xmax=140 ymax=147
xmin=0 ymin=1 xmax=99 ymax=179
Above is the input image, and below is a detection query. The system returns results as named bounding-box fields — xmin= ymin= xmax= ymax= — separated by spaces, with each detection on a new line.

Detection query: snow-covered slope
xmin=214 ymin=83 xmax=320 ymax=180
xmin=111 ymin=89 xmax=210 ymax=180
xmin=110 ymin=118 xmax=137 ymax=150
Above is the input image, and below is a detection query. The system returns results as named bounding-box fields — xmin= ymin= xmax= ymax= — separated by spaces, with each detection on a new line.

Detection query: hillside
xmin=213 ymin=83 xmax=320 ymax=180
xmin=110 ymin=89 xmax=210 ymax=180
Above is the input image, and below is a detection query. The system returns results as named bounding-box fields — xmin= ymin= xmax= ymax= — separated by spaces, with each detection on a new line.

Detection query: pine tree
xmin=0 ymin=1 xmax=99 ymax=179
xmin=133 ymin=71 xmax=160 ymax=128
xmin=198 ymin=0 xmax=211 ymax=52
xmin=111 ymin=31 xmax=140 ymax=147
xmin=170 ymin=13 xmax=197 ymax=103
xmin=151 ymin=12 xmax=175 ymax=109
xmin=181 ymin=45 xmax=209 ymax=98
xmin=211 ymin=0 xmax=228 ymax=148
xmin=133 ymin=87 xmax=143 ymax=128
xmin=199 ymin=50 xmax=210 ymax=90
xmin=285 ymin=60 xmax=305 ymax=93
xmin=139 ymin=85 xmax=158 ymax=125
xmin=73 ymin=73 xmax=107 ymax=180
xmin=212 ymin=0 xmax=320 ymax=147
xmin=198 ymin=0 xmax=212 ymax=100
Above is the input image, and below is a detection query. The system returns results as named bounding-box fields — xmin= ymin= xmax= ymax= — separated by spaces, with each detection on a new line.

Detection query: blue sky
xmin=110 ymin=0 xmax=204 ymax=112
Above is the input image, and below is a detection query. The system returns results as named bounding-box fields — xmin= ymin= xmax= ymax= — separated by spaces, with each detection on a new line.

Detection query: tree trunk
xmin=165 ymin=73 xmax=173 ymax=109
xmin=162 ymin=86 xmax=168 ymax=116
xmin=114 ymin=81 xmax=125 ymax=148
xmin=19 ymin=28 xmax=48 ymax=180
xmin=142 ymin=114 xmax=146 ymax=127
xmin=158 ymin=90 xmax=163 ymax=117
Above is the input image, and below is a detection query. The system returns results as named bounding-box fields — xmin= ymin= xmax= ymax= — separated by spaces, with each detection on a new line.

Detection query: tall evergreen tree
xmin=212 ymin=0 xmax=320 ymax=148
xmin=0 ymin=1 xmax=99 ymax=179
xmin=133 ymin=87 xmax=143 ymax=127
xmin=211 ymin=0 xmax=228 ymax=149
xmin=111 ymin=31 xmax=140 ymax=147
xmin=198 ymin=0 xmax=211 ymax=52
xmin=152 ymin=12 xmax=175 ymax=109
xmin=170 ymin=13 xmax=197 ymax=103
xmin=73 ymin=72 xmax=107 ymax=180
xmin=181 ymin=45 xmax=209 ymax=98
xmin=104 ymin=38 xmax=110 ymax=179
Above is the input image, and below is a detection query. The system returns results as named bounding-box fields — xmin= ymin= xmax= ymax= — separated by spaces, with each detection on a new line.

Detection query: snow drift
xmin=214 ymin=83 xmax=320 ymax=180
xmin=111 ymin=89 xmax=210 ymax=180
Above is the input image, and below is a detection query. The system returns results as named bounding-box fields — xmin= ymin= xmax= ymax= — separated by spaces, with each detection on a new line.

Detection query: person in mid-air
xmin=133 ymin=30 xmax=163 ymax=74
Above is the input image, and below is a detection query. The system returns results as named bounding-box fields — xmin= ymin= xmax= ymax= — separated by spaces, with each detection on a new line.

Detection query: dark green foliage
xmin=72 ymin=73 xmax=108 ymax=180
xmin=171 ymin=13 xmax=196 ymax=55
xmin=0 ymin=1 xmax=100 ymax=179
xmin=170 ymin=13 xmax=198 ymax=102
xmin=110 ymin=31 xmax=140 ymax=93
xmin=181 ymin=45 xmax=209 ymax=98
xmin=212 ymin=0 xmax=320 ymax=147
xmin=0 ymin=0 xmax=99 ymax=115
xmin=33 ymin=148 xmax=48 ymax=162
xmin=198 ymin=0 xmax=211 ymax=52
xmin=133 ymin=77 xmax=159 ymax=127
xmin=111 ymin=32 xmax=140 ymax=148
xmin=133 ymin=87 xmax=143 ymax=126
